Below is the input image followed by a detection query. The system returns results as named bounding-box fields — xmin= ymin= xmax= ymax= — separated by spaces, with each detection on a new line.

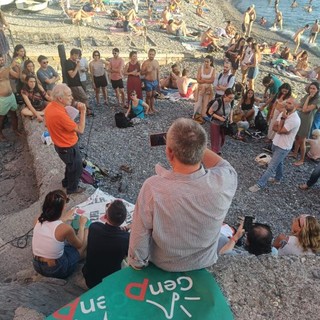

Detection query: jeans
xmin=33 ymin=244 xmax=80 ymax=279
xmin=257 ymin=144 xmax=290 ymax=188
xmin=54 ymin=142 xmax=83 ymax=193
xmin=307 ymin=162 xmax=320 ymax=187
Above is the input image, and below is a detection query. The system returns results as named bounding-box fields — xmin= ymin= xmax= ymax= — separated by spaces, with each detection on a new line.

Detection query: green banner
xmin=47 ymin=264 xmax=233 ymax=320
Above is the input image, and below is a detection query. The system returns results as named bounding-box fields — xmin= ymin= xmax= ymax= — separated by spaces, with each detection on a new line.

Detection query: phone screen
xmin=243 ymin=216 xmax=254 ymax=232
xmin=150 ymin=132 xmax=167 ymax=147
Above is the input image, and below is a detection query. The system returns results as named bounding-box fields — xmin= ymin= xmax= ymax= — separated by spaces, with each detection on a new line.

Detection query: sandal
xmin=120 ymin=165 xmax=133 ymax=173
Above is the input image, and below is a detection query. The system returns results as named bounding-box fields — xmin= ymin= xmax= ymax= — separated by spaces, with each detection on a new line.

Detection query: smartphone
xmin=150 ymin=132 xmax=166 ymax=147
xmin=243 ymin=216 xmax=254 ymax=232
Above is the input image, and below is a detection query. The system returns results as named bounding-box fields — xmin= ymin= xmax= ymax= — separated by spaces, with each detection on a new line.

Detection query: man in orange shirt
xmin=45 ymin=83 xmax=87 ymax=195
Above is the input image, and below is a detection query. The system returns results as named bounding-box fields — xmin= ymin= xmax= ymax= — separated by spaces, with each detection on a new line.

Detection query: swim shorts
xmin=145 ymin=80 xmax=159 ymax=92
xmin=0 ymin=93 xmax=18 ymax=116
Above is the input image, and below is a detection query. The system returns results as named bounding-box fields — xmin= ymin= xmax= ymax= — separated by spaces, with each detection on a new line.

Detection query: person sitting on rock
xmin=21 ymin=75 xmax=51 ymax=122
xmin=175 ymin=68 xmax=198 ymax=99
xmin=167 ymin=19 xmax=190 ymax=37
xmin=306 ymin=129 xmax=320 ymax=161
xmin=32 ymin=190 xmax=88 ymax=279
xmin=160 ymin=6 xmax=172 ymax=29
xmin=200 ymin=28 xmax=221 ymax=51
xmin=159 ymin=63 xmax=181 ymax=89
xmin=274 ymin=215 xmax=320 ymax=255
xmin=83 ymin=200 xmax=130 ymax=288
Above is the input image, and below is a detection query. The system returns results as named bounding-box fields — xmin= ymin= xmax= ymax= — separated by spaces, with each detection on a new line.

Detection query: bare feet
xmin=293 ymin=160 xmax=304 ymax=166
xmin=299 ymin=183 xmax=309 ymax=190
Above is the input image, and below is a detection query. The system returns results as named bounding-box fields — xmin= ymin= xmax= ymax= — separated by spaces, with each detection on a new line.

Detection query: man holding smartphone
xmin=128 ymin=118 xmax=237 ymax=272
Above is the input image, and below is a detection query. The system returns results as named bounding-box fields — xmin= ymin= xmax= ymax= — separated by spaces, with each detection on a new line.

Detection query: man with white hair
xmin=249 ymin=97 xmax=300 ymax=192
xmin=128 ymin=118 xmax=237 ymax=271
xmin=45 ymin=84 xmax=87 ymax=195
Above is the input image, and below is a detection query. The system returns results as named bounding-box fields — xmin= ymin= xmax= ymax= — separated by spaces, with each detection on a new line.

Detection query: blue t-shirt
xmin=269 ymin=75 xmax=282 ymax=95
xmin=131 ymin=99 xmax=145 ymax=119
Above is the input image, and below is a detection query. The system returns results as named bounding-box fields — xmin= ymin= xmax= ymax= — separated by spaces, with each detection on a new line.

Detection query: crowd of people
xmin=0 ymin=0 xmax=319 ymax=296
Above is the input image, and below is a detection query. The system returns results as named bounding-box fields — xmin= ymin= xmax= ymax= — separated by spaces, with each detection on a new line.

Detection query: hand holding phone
xmin=150 ymin=132 xmax=167 ymax=147
xmin=243 ymin=216 xmax=254 ymax=232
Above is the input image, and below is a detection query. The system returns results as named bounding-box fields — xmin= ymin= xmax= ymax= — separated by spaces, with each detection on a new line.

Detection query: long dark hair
xmin=204 ymin=55 xmax=214 ymax=67
xmin=38 ymin=190 xmax=67 ymax=224
xmin=308 ymin=81 xmax=320 ymax=105
xmin=13 ymin=44 xmax=27 ymax=60
xmin=23 ymin=75 xmax=41 ymax=93
xmin=243 ymin=89 xmax=255 ymax=106
xmin=277 ymin=83 xmax=292 ymax=100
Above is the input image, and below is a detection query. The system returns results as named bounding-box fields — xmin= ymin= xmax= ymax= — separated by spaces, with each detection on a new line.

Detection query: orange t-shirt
xmin=45 ymin=101 xmax=78 ymax=148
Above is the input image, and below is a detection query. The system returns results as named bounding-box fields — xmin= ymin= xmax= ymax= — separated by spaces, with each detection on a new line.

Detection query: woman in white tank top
xmin=194 ymin=55 xmax=215 ymax=119
xmin=32 ymin=190 xmax=88 ymax=279
xmin=274 ymin=214 xmax=320 ymax=255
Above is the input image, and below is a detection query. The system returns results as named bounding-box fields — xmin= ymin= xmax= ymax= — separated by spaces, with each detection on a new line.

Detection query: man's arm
xmin=74 ymin=103 xmax=86 ymax=134
xmin=66 ymin=60 xmax=80 ymax=79
xmin=128 ymin=184 xmax=153 ymax=269
xmin=202 ymin=148 xmax=223 ymax=167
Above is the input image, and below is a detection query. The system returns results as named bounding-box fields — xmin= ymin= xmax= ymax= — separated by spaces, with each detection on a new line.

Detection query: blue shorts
xmin=247 ymin=67 xmax=259 ymax=80
xmin=145 ymin=80 xmax=159 ymax=92
xmin=33 ymin=244 xmax=80 ymax=279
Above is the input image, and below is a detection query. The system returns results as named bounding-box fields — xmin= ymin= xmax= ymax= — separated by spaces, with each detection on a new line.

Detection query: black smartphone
xmin=150 ymin=132 xmax=167 ymax=147
xmin=243 ymin=216 xmax=254 ymax=232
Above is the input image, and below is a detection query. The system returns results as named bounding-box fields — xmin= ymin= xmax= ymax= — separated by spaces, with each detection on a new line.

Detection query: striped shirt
xmin=128 ymin=160 xmax=237 ymax=272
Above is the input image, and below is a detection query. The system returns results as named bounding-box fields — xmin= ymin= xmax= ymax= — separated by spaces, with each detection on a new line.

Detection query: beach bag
xmin=115 ymin=112 xmax=133 ymax=128
xmin=255 ymin=111 xmax=268 ymax=132
xmin=223 ymin=121 xmax=238 ymax=136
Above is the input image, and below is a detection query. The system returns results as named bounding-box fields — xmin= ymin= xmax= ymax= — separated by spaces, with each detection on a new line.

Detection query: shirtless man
xmin=247 ymin=5 xmax=256 ymax=37
xmin=167 ymin=19 xmax=190 ymax=37
xmin=109 ymin=48 xmax=125 ymax=107
xmin=293 ymin=24 xmax=309 ymax=53
xmin=309 ymin=20 xmax=319 ymax=44
xmin=273 ymin=10 xmax=283 ymax=30
xmin=160 ymin=63 xmax=180 ymax=89
xmin=141 ymin=49 xmax=159 ymax=113
xmin=0 ymin=55 xmax=20 ymax=141
xmin=175 ymin=69 xmax=198 ymax=99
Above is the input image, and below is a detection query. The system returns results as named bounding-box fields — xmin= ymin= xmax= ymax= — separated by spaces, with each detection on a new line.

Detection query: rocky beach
xmin=0 ymin=0 xmax=319 ymax=319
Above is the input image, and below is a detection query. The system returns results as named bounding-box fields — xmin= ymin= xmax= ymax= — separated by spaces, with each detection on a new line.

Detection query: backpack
xmin=254 ymin=111 xmax=268 ymax=132
xmin=115 ymin=112 xmax=133 ymax=128
xmin=217 ymin=73 xmax=235 ymax=90
xmin=206 ymin=97 xmax=223 ymax=119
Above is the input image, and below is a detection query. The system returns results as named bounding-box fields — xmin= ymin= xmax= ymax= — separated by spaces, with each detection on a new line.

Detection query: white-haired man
xmin=128 ymin=118 xmax=237 ymax=271
xmin=45 ymin=84 xmax=86 ymax=195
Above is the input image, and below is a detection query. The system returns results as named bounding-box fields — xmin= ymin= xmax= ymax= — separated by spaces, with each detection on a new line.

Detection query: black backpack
xmin=115 ymin=112 xmax=133 ymax=128
xmin=254 ymin=111 xmax=268 ymax=132
xmin=206 ymin=97 xmax=223 ymax=119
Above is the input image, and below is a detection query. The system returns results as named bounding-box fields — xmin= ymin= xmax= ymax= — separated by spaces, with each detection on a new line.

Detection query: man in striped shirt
xmin=128 ymin=118 xmax=237 ymax=271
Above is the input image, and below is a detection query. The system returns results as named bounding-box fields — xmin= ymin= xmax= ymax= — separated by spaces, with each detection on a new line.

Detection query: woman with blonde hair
xmin=274 ymin=215 xmax=320 ymax=255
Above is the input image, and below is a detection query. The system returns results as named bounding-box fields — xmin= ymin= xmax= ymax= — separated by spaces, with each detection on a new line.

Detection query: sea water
xmin=232 ymin=0 xmax=320 ymax=56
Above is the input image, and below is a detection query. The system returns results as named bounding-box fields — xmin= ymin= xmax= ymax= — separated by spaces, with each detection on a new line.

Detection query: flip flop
xmin=120 ymin=165 xmax=133 ymax=173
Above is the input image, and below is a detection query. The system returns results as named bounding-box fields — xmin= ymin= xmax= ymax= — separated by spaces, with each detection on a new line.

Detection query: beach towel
xmin=47 ymin=263 xmax=234 ymax=320
xmin=166 ymin=91 xmax=194 ymax=102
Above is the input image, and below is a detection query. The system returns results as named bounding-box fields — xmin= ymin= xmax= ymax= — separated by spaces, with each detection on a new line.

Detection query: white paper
xmin=65 ymin=105 xmax=79 ymax=120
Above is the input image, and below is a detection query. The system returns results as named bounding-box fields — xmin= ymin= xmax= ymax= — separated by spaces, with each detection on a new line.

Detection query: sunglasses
xmin=94 ymin=54 xmax=100 ymax=57
xmin=112 ymin=52 xmax=118 ymax=55
xmin=130 ymin=93 xmax=136 ymax=96
xmin=42 ymin=61 xmax=48 ymax=64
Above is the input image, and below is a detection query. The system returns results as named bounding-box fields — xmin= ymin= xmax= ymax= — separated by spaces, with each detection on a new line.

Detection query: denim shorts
xmin=33 ymin=244 xmax=80 ymax=279
xmin=145 ymin=80 xmax=159 ymax=92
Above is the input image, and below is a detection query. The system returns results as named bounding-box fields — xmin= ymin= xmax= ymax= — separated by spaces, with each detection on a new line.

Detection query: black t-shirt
xmin=65 ymin=59 xmax=81 ymax=87
xmin=83 ymin=222 xmax=129 ymax=288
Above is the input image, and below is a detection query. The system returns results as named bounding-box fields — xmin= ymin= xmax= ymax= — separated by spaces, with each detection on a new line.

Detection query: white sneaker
xmin=249 ymin=184 xmax=261 ymax=192
xmin=268 ymin=177 xmax=281 ymax=184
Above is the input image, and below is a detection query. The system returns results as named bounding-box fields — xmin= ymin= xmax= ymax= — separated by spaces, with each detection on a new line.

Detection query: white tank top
xmin=201 ymin=66 xmax=214 ymax=79
xmin=32 ymin=220 xmax=64 ymax=259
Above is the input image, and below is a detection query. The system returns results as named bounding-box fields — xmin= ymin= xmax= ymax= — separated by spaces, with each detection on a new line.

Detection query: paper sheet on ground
xmin=47 ymin=263 xmax=234 ymax=320
xmin=73 ymin=188 xmax=134 ymax=226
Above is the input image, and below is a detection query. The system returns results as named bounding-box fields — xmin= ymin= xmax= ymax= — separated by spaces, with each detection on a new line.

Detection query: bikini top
xmin=201 ymin=66 xmax=214 ymax=79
